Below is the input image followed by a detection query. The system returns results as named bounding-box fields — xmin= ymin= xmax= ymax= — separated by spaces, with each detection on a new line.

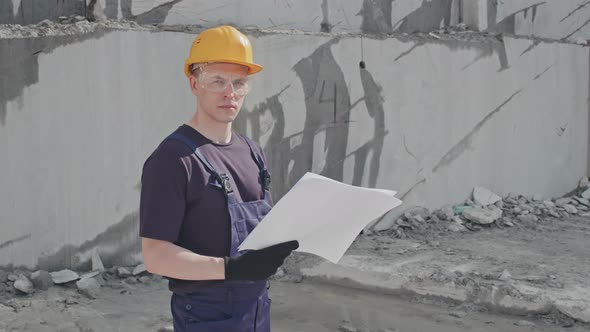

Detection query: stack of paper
xmin=239 ymin=172 xmax=403 ymax=263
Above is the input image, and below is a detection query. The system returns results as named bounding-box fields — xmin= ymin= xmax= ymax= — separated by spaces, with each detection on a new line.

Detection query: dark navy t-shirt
xmin=139 ymin=124 xmax=269 ymax=293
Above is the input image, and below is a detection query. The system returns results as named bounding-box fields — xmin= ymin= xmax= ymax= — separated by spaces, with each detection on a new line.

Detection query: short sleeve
xmin=139 ymin=148 xmax=187 ymax=242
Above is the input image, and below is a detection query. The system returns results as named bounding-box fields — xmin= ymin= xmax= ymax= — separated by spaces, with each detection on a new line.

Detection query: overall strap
xmin=166 ymin=132 xmax=233 ymax=194
xmin=240 ymin=134 xmax=271 ymax=192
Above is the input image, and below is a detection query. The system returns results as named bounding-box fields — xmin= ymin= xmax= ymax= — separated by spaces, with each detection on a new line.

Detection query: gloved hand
xmin=224 ymin=240 xmax=299 ymax=280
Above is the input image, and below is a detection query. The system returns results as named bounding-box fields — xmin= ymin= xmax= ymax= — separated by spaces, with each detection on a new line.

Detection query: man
xmin=139 ymin=25 xmax=298 ymax=331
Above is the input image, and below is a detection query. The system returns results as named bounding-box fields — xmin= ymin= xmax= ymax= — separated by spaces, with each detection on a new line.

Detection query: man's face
xmin=189 ymin=63 xmax=250 ymax=124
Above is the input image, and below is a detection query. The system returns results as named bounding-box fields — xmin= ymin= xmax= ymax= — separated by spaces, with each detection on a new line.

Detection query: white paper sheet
xmin=238 ymin=172 xmax=402 ymax=263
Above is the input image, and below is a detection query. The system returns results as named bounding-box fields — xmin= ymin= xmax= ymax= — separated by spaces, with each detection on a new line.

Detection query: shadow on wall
xmin=359 ymin=0 xmax=395 ymax=34
xmin=485 ymin=1 xmax=589 ymax=43
xmin=101 ymin=0 xmax=181 ymax=24
xmin=36 ymin=212 xmax=142 ymax=271
xmin=0 ymin=31 xmax=108 ymax=126
xmin=377 ymin=0 xmax=546 ymax=36
xmin=392 ymin=0 xmax=454 ymax=33
xmin=359 ymin=0 xmax=455 ymax=35
xmin=235 ymin=32 xmax=527 ymax=206
xmin=0 ymin=0 xmax=182 ymax=25
xmin=235 ymin=37 xmax=387 ymax=201
xmin=356 ymin=0 xmax=509 ymax=71
xmin=486 ymin=0 xmax=546 ymax=35
xmin=0 ymin=0 xmax=85 ymax=25
xmin=392 ymin=32 xmax=509 ymax=72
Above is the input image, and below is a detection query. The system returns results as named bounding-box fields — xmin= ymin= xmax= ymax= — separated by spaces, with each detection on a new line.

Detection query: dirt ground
xmin=1 ymin=278 xmax=586 ymax=332
xmin=351 ymin=215 xmax=590 ymax=293
xmin=293 ymin=214 xmax=590 ymax=329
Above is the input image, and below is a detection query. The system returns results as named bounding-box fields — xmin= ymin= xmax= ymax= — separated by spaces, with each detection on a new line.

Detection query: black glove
xmin=224 ymin=240 xmax=299 ymax=280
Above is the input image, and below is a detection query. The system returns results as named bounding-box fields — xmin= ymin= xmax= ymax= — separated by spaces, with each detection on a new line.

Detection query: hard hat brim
xmin=184 ymin=59 xmax=263 ymax=78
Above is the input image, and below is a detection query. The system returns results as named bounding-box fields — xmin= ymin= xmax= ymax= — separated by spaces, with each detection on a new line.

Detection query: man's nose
xmin=222 ymin=82 xmax=236 ymax=97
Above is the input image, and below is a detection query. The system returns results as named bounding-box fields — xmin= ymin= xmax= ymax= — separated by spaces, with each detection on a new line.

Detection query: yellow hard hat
xmin=184 ymin=25 xmax=262 ymax=77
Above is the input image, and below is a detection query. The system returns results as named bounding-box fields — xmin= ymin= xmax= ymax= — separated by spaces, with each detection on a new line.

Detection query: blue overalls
xmin=166 ymin=132 xmax=273 ymax=332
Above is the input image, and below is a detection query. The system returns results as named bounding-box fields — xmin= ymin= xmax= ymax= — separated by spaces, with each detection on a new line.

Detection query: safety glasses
xmin=197 ymin=70 xmax=250 ymax=97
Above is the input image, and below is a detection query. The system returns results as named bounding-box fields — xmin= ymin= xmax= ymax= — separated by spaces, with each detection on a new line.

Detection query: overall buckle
xmin=260 ymin=169 xmax=271 ymax=191
xmin=217 ymin=173 xmax=233 ymax=194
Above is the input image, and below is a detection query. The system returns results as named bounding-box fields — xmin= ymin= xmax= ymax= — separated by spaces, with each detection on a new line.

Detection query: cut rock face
xmin=117 ymin=267 xmax=131 ymax=278
xmin=463 ymin=207 xmax=502 ymax=225
xmin=473 ymin=186 xmax=502 ymax=206
xmin=13 ymin=275 xmax=34 ymax=294
xmin=50 ymin=269 xmax=79 ymax=284
xmin=132 ymin=264 xmax=146 ymax=276
xmin=92 ymin=250 xmax=105 ymax=271
xmin=76 ymin=277 xmax=101 ymax=299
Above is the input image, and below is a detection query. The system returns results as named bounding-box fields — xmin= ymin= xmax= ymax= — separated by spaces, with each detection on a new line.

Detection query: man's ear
xmin=188 ymin=75 xmax=199 ymax=95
